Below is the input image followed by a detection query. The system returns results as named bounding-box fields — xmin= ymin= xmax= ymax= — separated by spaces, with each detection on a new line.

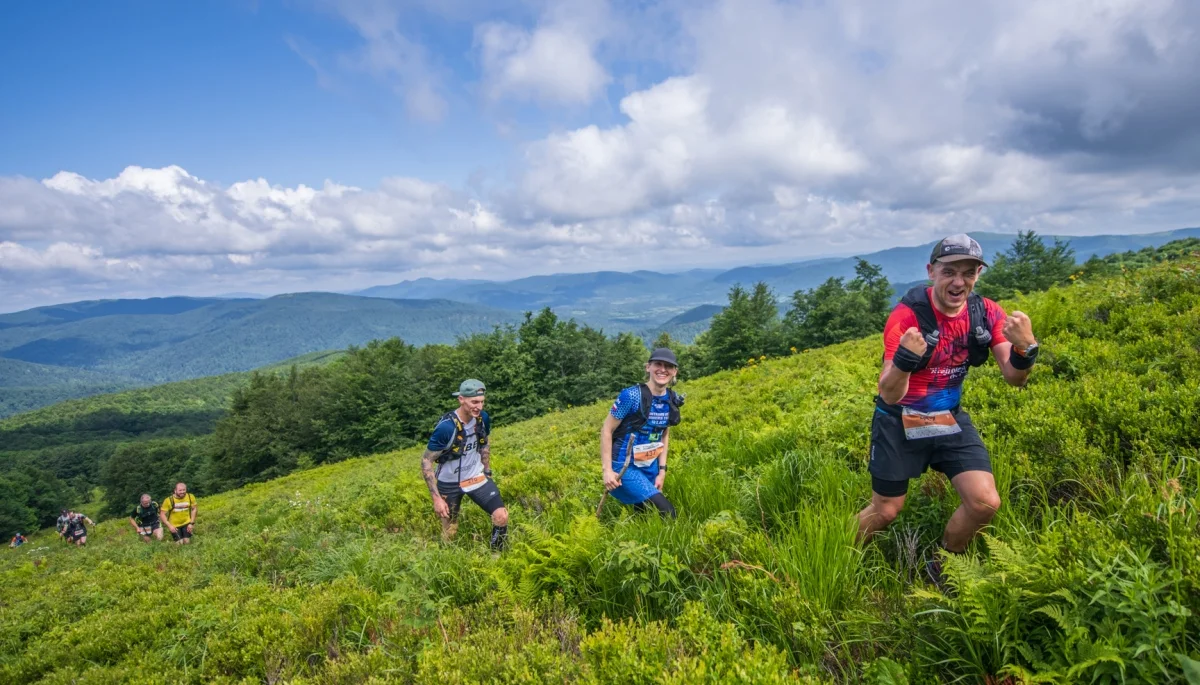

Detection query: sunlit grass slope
xmin=1 ymin=260 xmax=1198 ymax=683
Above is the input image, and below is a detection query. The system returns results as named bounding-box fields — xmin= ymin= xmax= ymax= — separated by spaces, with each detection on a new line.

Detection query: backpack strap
xmin=637 ymin=383 xmax=652 ymax=421
xmin=435 ymin=411 xmax=484 ymax=464
xmin=476 ymin=411 xmax=489 ymax=446
xmin=896 ymin=287 xmax=993 ymax=370
xmin=897 ymin=286 xmax=940 ymax=372
xmin=965 ymin=294 xmax=992 ymax=367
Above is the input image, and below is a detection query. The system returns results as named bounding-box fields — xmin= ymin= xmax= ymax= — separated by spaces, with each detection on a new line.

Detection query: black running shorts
xmin=868 ymin=400 xmax=991 ymax=497
xmin=437 ymin=478 xmax=505 ymax=521
xmin=170 ymin=523 xmax=193 ymax=541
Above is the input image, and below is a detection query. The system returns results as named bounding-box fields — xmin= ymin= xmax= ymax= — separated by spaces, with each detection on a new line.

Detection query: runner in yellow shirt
xmin=159 ymin=482 xmax=197 ymax=545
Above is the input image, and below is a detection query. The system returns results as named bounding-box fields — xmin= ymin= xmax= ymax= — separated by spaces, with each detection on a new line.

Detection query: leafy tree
xmin=783 ymin=259 xmax=892 ymax=351
xmin=976 ymin=231 xmax=1076 ymax=300
xmin=699 ymin=282 xmax=784 ymax=372
xmin=0 ymin=463 xmax=73 ymax=538
xmin=0 ymin=476 xmax=38 ymax=539
xmin=207 ymin=367 xmax=329 ymax=490
xmin=100 ymin=438 xmax=203 ymax=517
xmin=651 ymin=331 xmax=678 ymax=351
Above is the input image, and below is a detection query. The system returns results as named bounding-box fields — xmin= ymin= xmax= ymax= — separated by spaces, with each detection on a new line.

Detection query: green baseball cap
xmin=452 ymin=378 xmax=486 ymax=397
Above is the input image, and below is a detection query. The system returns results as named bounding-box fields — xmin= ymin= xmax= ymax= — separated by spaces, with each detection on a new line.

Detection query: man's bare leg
xmin=942 ymin=471 xmax=1001 ymax=553
xmin=857 ymin=493 xmax=907 ymax=542
xmin=440 ymin=517 xmax=458 ymax=542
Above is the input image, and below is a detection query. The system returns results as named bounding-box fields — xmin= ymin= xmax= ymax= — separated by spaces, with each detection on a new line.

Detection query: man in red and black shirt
xmin=856 ymin=234 xmax=1040 ymax=583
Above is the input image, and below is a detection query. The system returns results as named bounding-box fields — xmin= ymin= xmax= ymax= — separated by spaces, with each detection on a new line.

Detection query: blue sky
xmin=1 ymin=0 xmax=1199 ymax=311
xmin=2 ymin=1 xmax=519 ymax=187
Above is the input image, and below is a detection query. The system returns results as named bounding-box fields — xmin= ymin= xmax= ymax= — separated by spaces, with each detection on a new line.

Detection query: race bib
xmin=633 ymin=442 xmax=665 ymax=468
xmin=901 ymin=408 xmax=962 ymax=440
xmin=137 ymin=526 xmax=153 ymax=535
xmin=460 ymin=474 xmax=488 ymax=493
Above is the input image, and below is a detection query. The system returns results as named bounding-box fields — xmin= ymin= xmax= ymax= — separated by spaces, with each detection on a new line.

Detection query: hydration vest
xmin=434 ymin=411 xmax=489 ymax=464
xmin=611 ymin=384 xmax=684 ymax=450
xmin=897 ymin=286 xmax=993 ymax=371
xmin=135 ymin=503 xmax=159 ymax=525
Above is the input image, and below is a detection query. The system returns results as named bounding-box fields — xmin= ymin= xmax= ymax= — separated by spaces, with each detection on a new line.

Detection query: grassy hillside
xmin=1 ymin=259 xmax=1197 ymax=682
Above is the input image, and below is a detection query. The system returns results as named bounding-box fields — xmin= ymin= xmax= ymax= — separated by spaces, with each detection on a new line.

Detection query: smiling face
xmin=927 ymin=259 xmax=984 ymax=314
xmin=458 ymin=394 xmax=485 ymax=419
xmin=174 ymin=483 xmax=187 ymax=498
xmin=646 ymin=360 xmax=678 ymax=387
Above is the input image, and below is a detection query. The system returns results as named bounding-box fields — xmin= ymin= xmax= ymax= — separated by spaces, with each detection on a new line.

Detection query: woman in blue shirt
xmin=600 ymin=347 xmax=683 ymax=518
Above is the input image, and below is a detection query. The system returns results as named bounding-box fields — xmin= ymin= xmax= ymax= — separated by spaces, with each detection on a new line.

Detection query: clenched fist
xmin=1002 ymin=311 xmax=1036 ymax=349
xmin=899 ymin=327 xmax=927 ymax=356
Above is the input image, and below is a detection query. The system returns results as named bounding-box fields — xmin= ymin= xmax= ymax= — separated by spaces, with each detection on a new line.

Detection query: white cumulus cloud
xmin=476 ymin=0 xmax=612 ymax=106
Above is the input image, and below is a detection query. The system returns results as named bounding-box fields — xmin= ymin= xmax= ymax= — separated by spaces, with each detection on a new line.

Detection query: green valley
xmin=0 ymin=294 xmax=519 ymax=418
xmin=1 ymin=255 xmax=1197 ymax=682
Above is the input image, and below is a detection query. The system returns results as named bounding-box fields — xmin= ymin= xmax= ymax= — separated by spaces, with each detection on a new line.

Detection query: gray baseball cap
xmin=452 ymin=378 xmax=486 ymax=397
xmin=930 ymin=233 xmax=988 ymax=267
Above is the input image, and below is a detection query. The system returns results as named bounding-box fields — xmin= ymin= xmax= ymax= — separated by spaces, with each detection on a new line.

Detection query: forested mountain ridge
xmin=3 ymin=229 xmax=1195 ymax=418
xmin=1 ymin=255 xmax=1196 ymax=682
xmin=0 ymin=358 xmax=133 ymax=418
xmin=0 ymin=293 xmax=518 ymax=417
xmin=355 ymin=227 xmax=1200 ymax=325
xmin=0 ymin=293 xmax=517 ymax=379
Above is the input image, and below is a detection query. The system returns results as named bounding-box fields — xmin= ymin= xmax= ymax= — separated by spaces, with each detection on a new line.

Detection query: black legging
xmin=632 ymin=493 xmax=677 ymax=519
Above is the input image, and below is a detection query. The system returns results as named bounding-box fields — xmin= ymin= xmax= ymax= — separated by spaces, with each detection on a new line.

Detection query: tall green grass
xmin=1 ymin=257 xmax=1197 ymax=683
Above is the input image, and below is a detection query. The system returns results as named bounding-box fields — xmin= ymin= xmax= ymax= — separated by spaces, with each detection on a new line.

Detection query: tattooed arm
xmin=421 ymin=449 xmax=450 ymax=518
xmin=480 ymin=443 xmax=492 ymax=475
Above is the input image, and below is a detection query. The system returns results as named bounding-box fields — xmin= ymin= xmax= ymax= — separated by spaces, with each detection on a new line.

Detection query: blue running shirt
xmin=607 ymin=385 xmax=672 ymax=505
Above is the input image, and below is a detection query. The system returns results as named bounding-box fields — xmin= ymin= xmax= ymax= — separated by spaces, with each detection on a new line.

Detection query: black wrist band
xmin=892 ymin=346 xmax=924 ymax=372
xmin=1010 ymin=347 xmax=1037 ymax=370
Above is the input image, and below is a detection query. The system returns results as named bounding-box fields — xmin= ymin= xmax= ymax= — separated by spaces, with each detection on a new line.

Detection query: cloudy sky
xmin=2 ymin=0 xmax=1199 ymax=312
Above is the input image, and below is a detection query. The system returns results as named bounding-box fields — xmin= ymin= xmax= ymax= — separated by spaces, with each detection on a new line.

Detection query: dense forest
xmin=2 ymin=234 xmax=1196 ymax=539
xmin=2 ymin=249 xmax=1196 ymax=682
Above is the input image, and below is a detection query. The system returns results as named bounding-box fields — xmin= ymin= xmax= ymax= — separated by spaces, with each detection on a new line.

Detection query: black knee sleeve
xmin=646 ymin=493 xmax=676 ymax=519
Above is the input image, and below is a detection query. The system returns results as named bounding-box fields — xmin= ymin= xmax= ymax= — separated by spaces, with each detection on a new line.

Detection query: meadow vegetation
xmin=1 ymin=255 xmax=1197 ymax=682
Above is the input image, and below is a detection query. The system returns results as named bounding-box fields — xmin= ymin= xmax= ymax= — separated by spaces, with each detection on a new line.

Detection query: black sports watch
xmin=1015 ymin=341 xmax=1039 ymax=357
xmin=1010 ymin=341 xmax=1039 ymax=370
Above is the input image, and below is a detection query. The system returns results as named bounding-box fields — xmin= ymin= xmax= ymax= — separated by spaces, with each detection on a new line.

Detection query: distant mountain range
xmin=2 ymin=227 xmax=1195 ymax=418
xmin=0 ymin=293 xmax=519 ymax=418
xmin=356 ymin=227 xmax=1200 ymax=332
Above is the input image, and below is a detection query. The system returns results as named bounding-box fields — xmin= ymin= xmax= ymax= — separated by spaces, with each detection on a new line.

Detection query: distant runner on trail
xmin=420 ymin=379 xmax=509 ymax=550
xmin=600 ymin=348 xmax=685 ymax=519
xmin=56 ymin=509 xmax=71 ymax=541
xmin=9 ymin=532 xmax=26 ymax=548
xmin=856 ymin=234 xmax=1039 ymax=587
xmin=129 ymin=494 xmax=163 ymax=542
xmin=159 ymin=483 xmax=197 ymax=545
xmin=66 ymin=513 xmax=94 ymax=546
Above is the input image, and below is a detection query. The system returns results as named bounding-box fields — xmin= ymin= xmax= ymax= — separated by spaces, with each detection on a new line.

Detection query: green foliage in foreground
xmin=1 ymin=258 xmax=1197 ymax=682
